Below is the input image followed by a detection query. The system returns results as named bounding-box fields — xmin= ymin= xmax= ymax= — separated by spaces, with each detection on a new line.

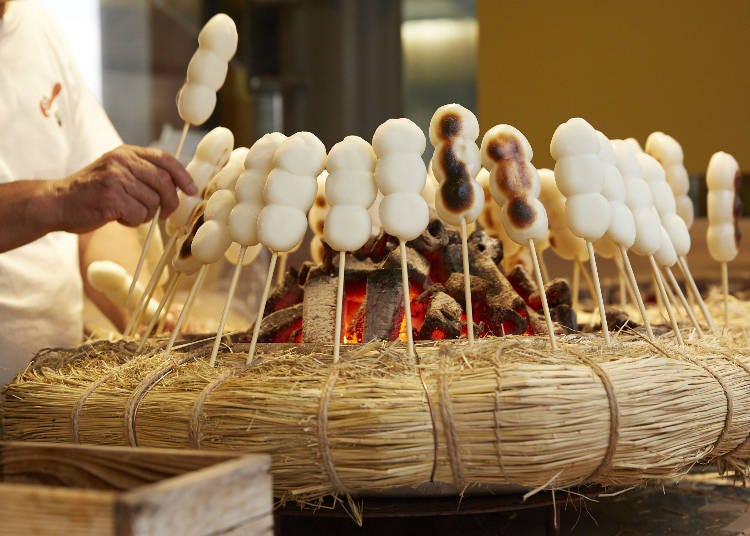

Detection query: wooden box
xmin=0 ymin=442 xmax=272 ymax=536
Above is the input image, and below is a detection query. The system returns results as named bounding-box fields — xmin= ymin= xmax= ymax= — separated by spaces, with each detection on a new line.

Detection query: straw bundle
xmin=2 ymin=331 xmax=749 ymax=508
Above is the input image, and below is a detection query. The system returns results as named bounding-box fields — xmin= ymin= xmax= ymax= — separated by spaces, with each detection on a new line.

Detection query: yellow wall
xmin=477 ymin=0 xmax=750 ymax=173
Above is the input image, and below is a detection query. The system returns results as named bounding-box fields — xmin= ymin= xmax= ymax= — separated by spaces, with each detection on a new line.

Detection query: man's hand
xmin=51 ymin=145 xmax=197 ymax=234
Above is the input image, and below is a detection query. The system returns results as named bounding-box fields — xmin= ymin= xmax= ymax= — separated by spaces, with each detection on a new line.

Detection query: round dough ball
xmin=480 ymin=124 xmax=533 ymax=171
xmin=550 ymin=228 xmax=589 ymax=262
xmin=379 ymin=192 xmax=429 ymax=240
xmin=326 ymin=136 xmax=376 ymax=173
xmin=488 ymin=160 xmax=541 ymax=206
xmin=245 ymin=132 xmax=287 ymax=172
xmin=228 ymin=202 xmax=262 ymax=246
xmin=630 ymin=208 xmax=662 ymax=256
xmin=225 ymin=242 xmax=261 ymax=266
xmin=372 ymin=118 xmax=426 ymax=156
xmin=550 ymin=117 xmax=599 ymax=160
xmin=554 ymin=154 xmax=604 ymax=197
xmin=421 ymin=167 xmax=440 ymax=211
xmin=707 ymin=223 xmax=739 ymax=263
xmin=676 ymin=197 xmax=695 ymax=229
xmin=192 ymin=220 xmax=232 ymax=264
xmin=273 ymin=132 xmax=327 ymax=176
xmin=502 ymin=196 xmax=549 ymax=244
xmin=707 ymin=151 xmax=739 ymax=190
xmin=172 ymin=251 xmax=203 ymax=275
xmin=649 ymin=180 xmax=677 ymax=217
xmin=325 ymin=170 xmax=378 ymax=208
xmin=636 ymin=152 xmax=667 ymax=185
xmin=624 ymin=178 xmax=654 ymax=210
xmin=645 ymin=131 xmax=683 ymax=165
xmin=234 ymin=169 xmax=266 ymax=203
xmin=431 ymin=137 xmax=481 ymax=185
xmin=653 ymin=227 xmax=678 ymax=267
xmin=257 ymin=205 xmax=308 ymax=252
xmin=611 ymin=140 xmax=642 ymax=178
xmin=195 ymin=126 xmax=234 ymax=167
xmin=204 ymin=189 xmax=236 ymax=223
xmin=665 ymin=164 xmax=690 ymax=196
xmin=87 ymin=260 xmax=128 ymax=295
xmin=606 ymin=202 xmax=636 ymax=248
xmin=662 ymin=213 xmax=691 ymax=256
xmin=186 ymin=49 xmax=228 ymax=91
xmin=309 ymin=235 xmax=325 ymax=264
xmin=186 ymin=160 xmax=219 ymax=192
xmin=597 ymin=131 xmax=617 ymax=164
xmin=707 ymin=190 xmax=735 ymax=225
xmin=429 ymin=103 xmax=480 ymax=146
xmin=197 ymin=13 xmax=238 ymax=62
xmin=565 ymin=193 xmax=610 ymax=240
xmin=263 ymin=169 xmax=317 ymax=212
xmin=601 ymin=164 xmax=626 ymax=202
xmin=213 ymin=147 xmax=249 ymax=191
xmin=177 ymin=83 xmax=217 ymax=126
xmin=374 ymin=153 xmax=427 ymax=195
xmin=435 ymin=178 xmax=485 ymax=227
xmin=324 ymin=205 xmax=371 ymax=252
xmin=167 ymin=194 xmax=202 ymax=234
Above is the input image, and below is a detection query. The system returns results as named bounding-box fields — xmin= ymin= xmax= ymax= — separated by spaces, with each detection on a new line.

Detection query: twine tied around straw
xmin=190 ymin=368 xmax=237 ymax=449
xmin=124 ymin=354 xmax=197 ymax=447
xmin=317 ymin=361 xmax=350 ymax=497
xmin=572 ymin=352 xmax=620 ymax=483
xmin=437 ymin=345 xmax=466 ymax=491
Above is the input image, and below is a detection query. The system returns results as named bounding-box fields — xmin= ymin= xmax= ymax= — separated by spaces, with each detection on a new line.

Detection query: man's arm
xmin=0 ymin=144 xmax=196 ymax=253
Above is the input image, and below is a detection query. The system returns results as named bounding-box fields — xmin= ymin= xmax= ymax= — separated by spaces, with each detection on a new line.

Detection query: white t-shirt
xmin=0 ymin=1 xmax=121 ymax=386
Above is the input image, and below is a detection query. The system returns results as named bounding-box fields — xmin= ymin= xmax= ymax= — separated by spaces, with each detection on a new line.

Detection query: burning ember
xmin=242 ymin=220 xmax=576 ymax=344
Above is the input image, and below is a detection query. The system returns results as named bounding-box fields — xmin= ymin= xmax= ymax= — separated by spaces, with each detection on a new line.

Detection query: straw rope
xmin=436 ymin=345 xmax=466 ymax=491
xmin=317 ymin=362 xmax=350 ymax=497
xmin=573 ymin=352 xmax=620 ymax=483
xmin=190 ymin=368 xmax=237 ymax=448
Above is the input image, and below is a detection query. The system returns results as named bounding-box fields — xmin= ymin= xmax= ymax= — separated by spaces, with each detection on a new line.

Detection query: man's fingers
xmin=123 ymin=157 xmax=179 ymax=215
xmin=134 ymin=146 xmax=198 ymax=196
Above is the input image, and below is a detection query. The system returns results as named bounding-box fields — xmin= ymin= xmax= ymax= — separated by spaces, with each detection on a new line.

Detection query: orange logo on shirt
xmin=39 ymin=82 xmax=62 ymax=118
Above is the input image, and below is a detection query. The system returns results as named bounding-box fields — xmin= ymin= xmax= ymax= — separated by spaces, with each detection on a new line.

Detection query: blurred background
xmin=41 ymin=0 xmax=750 ymax=287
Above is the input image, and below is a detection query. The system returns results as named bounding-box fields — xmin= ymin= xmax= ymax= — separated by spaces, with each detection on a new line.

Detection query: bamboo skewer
xmin=722 ymin=261 xmax=730 ymax=328
xmin=126 ymin=234 xmax=178 ymax=337
xmin=136 ymin=272 xmax=181 ymax=354
xmin=163 ymin=264 xmax=207 ymax=360
xmin=125 ymin=122 xmax=190 ymax=312
xmin=460 ymin=218 xmax=475 ymax=346
xmin=618 ymin=246 xmax=655 ymax=342
xmin=678 ymin=256 xmax=717 ymax=333
xmin=648 ymin=255 xmax=684 ymax=345
xmin=529 ymin=239 xmax=557 ymax=351
xmin=277 ymin=252 xmax=289 ymax=286
xmin=399 ymin=240 xmax=416 ymax=360
xmin=209 ymin=246 xmax=248 ymax=367
xmin=586 ymin=242 xmax=611 ymax=345
xmin=614 ymin=255 xmax=627 ymax=309
xmin=664 ymin=266 xmax=703 ymax=336
xmin=333 ymin=251 xmax=346 ymax=363
xmin=155 ymin=279 xmax=180 ymax=335
xmin=247 ymin=253 xmax=278 ymax=365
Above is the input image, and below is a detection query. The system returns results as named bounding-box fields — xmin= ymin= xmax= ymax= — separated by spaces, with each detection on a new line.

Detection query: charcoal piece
xmin=244 ymin=303 xmax=303 ymax=343
xmin=527 ymin=278 xmax=572 ymax=311
xmin=364 ymin=269 xmax=404 ymax=341
xmin=551 ymin=304 xmax=578 ymax=333
xmin=344 ymin=301 xmax=366 ymax=343
xmin=526 ymin=310 xmax=551 ymax=337
xmin=415 ymin=283 xmax=447 ymax=304
xmin=381 ymin=247 xmax=432 ymax=289
xmin=353 ymin=232 xmax=396 ymax=262
xmin=605 ymin=308 xmax=638 ymax=331
xmin=407 ymin=219 xmax=451 ymax=255
xmin=468 ymin=228 xmax=503 ymax=265
xmin=264 ymin=268 xmax=303 ymax=315
xmin=418 ymin=291 xmax=462 ymax=340
xmin=507 ymin=265 xmax=536 ymax=301
xmin=301 ymin=274 xmax=338 ymax=343
xmin=441 ymin=243 xmax=464 ymax=277
xmin=485 ymin=291 xmax=527 ymax=335
xmin=337 ymin=254 xmax=379 ymax=280
xmin=444 ymin=272 xmax=488 ymax=303
xmin=297 ymin=262 xmax=315 ymax=285
xmin=466 ymin=242 xmax=516 ymax=295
